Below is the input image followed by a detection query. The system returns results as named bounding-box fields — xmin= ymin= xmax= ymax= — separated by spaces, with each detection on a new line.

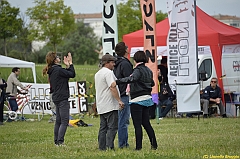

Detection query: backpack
xmin=69 ymin=119 xmax=88 ymax=127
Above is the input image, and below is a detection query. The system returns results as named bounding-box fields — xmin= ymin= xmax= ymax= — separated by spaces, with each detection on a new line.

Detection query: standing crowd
xmin=0 ymin=41 xmax=228 ymax=151
xmin=95 ymin=42 xmax=158 ymax=151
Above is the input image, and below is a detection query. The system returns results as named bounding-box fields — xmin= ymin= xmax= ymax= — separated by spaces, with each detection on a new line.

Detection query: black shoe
xmin=0 ymin=122 xmax=4 ymax=125
xmin=119 ymin=144 xmax=129 ymax=149
xmin=107 ymin=147 xmax=115 ymax=151
xmin=222 ymin=114 xmax=228 ymax=118
xmin=151 ymin=146 xmax=157 ymax=150
xmin=77 ymin=120 xmax=88 ymax=127
xmin=203 ymin=114 xmax=208 ymax=118
xmin=134 ymin=148 xmax=142 ymax=151
xmin=55 ymin=142 xmax=66 ymax=147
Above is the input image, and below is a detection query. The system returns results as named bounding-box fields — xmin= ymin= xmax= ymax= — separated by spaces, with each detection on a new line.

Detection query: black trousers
xmin=130 ymin=103 xmax=158 ymax=149
xmin=0 ymin=101 xmax=4 ymax=122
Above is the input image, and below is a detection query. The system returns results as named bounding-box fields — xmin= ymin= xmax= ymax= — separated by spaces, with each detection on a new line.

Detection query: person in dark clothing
xmin=0 ymin=75 xmax=7 ymax=125
xmin=113 ymin=42 xmax=133 ymax=149
xmin=157 ymin=75 xmax=173 ymax=119
xmin=112 ymin=51 xmax=158 ymax=151
xmin=201 ymin=77 xmax=227 ymax=118
xmin=43 ymin=52 xmax=76 ymax=146
xmin=158 ymin=57 xmax=168 ymax=84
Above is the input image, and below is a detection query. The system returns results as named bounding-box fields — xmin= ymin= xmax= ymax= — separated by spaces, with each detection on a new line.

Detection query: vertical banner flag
xmin=167 ymin=0 xmax=198 ymax=84
xmin=102 ymin=0 xmax=118 ymax=55
xmin=167 ymin=0 xmax=200 ymax=112
xmin=77 ymin=81 xmax=88 ymax=113
xmin=140 ymin=0 xmax=158 ymax=104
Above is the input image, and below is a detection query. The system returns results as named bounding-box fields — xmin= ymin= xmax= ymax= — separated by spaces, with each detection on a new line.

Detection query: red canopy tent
xmin=123 ymin=6 xmax=240 ymax=98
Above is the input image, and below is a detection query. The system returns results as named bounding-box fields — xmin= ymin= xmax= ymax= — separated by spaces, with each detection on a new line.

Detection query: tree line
xmin=0 ymin=0 xmax=167 ymax=64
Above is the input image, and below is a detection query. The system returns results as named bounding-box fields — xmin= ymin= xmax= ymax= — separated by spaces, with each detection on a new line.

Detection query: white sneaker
xmin=159 ymin=117 xmax=163 ymax=120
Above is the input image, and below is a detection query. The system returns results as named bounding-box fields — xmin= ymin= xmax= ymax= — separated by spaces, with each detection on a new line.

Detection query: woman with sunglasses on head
xmin=43 ymin=52 xmax=76 ymax=146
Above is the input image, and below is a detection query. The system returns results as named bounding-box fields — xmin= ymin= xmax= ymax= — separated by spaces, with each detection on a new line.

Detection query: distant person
xmin=112 ymin=51 xmax=158 ymax=150
xmin=158 ymin=57 xmax=168 ymax=84
xmin=201 ymin=77 xmax=227 ymax=118
xmin=158 ymin=75 xmax=174 ymax=119
xmin=113 ymin=42 xmax=133 ymax=149
xmin=6 ymin=67 xmax=31 ymax=112
xmin=186 ymin=77 xmax=227 ymax=118
xmin=0 ymin=74 xmax=7 ymax=125
xmin=43 ymin=52 xmax=76 ymax=146
xmin=95 ymin=45 xmax=103 ymax=65
xmin=94 ymin=54 xmax=124 ymax=151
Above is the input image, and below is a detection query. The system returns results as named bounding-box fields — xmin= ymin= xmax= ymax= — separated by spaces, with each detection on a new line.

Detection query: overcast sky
xmin=7 ymin=0 xmax=240 ymax=17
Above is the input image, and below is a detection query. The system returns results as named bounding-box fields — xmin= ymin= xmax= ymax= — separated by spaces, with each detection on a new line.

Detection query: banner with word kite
xmin=140 ymin=0 xmax=158 ymax=104
xmin=167 ymin=0 xmax=198 ymax=84
xmin=167 ymin=0 xmax=200 ymax=113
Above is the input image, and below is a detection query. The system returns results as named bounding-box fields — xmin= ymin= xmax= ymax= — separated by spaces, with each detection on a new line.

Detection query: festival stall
xmin=123 ymin=6 xmax=240 ymax=95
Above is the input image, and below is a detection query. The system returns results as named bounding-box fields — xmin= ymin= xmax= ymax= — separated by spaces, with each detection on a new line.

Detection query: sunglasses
xmin=211 ymin=81 xmax=217 ymax=83
xmin=54 ymin=56 xmax=60 ymax=60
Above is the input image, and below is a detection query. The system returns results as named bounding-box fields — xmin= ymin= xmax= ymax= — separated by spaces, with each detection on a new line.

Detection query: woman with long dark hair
xmin=43 ymin=52 xmax=75 ymax=146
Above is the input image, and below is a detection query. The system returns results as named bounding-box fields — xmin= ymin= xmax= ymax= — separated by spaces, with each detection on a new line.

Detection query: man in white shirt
xmin=95 ymin=54 xmax=124 ymax=151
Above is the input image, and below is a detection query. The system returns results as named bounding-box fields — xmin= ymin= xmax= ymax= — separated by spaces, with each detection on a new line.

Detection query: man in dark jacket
xmin=43 ymin=52 xmax=75 ymax=146
xmin=201 ymin=77 xmax=227 ymax=118
xmin=158 ymin=57 xmax=168 ymax=84
xmin=0 ymin=75 xmax=7 ymax=125
xmin=113 ymin=42 xmax=133 ymax=149
xmin=158 ymin=76 xmax=173 ymax=119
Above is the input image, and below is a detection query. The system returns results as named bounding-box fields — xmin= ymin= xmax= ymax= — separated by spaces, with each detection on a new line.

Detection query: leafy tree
xmin=29 ymin=45 xmax=50 ymax=64
xmin=58 ymin=21 xmax=99 ymax=65
xmin=0 ymin=36 xmax=31 ymax=60
xmin=117 ymin=0 xmax=167 ymax=41
xmin=26 ymin=0 xmax=75 ymax=52
xmin=17 ymin=13 xmax=32 ymax=60
xmin=0 ymin=0 xmax=23 ymax=56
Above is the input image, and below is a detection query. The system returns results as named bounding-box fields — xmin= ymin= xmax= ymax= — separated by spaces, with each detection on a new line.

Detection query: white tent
xmin=0 ymin=55 xmax=37 ymax=83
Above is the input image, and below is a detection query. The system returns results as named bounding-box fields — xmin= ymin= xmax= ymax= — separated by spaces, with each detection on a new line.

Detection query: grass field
xmin=0 ymin=116 xmax=240 ymax=159
xmin=1 ymin=64 xmax=240 ymax=158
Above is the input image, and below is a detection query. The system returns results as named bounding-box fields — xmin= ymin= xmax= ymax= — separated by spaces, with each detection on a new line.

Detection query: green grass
xmin=0 ymin=117 xmax=240 ymax=159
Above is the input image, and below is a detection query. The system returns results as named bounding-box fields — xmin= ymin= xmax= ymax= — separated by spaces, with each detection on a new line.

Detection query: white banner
xmin=167 ymin=0 xmax=198 ymax=84
xmin=18 ymin=82 xmax=89 ymax=115
xmin=176 ymin=84 xmax=201 ymax=113
xmin=102 ymin=0 xmax=118 ymax=55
